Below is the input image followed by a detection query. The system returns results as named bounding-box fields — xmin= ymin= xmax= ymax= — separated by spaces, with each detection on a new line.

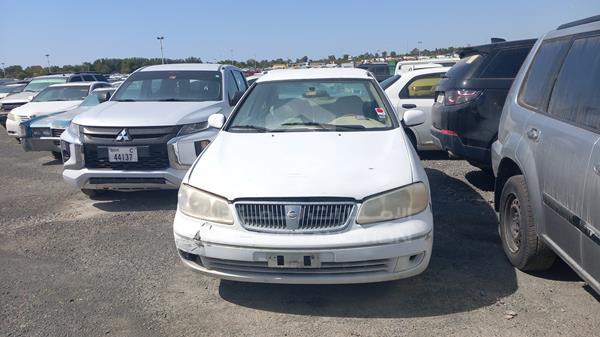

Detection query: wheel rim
xmin=502 ymin=193 xmax=521 ymax=254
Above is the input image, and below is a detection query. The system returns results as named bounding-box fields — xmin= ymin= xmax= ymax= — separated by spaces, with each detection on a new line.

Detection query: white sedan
xmin=6 ymin=82 xmax=110 ymax=138
xmin=173 ymin=68 xmax=434 ymax=284
xmin=382 ymin=67 xmax=450 ymax=150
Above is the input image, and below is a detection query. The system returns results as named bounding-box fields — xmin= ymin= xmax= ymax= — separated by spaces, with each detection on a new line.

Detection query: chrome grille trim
xmin=235 ymin=201 xmax=355 ymax=234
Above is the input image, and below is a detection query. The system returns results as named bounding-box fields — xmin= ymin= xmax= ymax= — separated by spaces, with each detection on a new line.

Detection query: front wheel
xmin=498 ymin=175 xmax=555 ymax=270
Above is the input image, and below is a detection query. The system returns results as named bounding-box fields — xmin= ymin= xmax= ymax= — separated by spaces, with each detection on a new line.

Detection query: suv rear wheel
xmin=499 ymin=175 xmax=556 ymax=270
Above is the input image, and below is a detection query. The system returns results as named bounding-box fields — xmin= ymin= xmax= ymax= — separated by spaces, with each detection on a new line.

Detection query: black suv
xmin=431 ymin=39 xmax=536 ymax=170
xmin=356 ymin=63 xmax=392 ymax=82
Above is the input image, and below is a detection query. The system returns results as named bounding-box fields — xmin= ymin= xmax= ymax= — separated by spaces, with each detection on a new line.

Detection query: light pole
xmin=1 ymin=62 xmax=5 ymax=78
xmin=156 ymin=36 xmax=165 ymax=64
xmin=45 ymin=54 xmax=51 ymax=73
xmin=417 ymin=41 xmax=423 ymax=58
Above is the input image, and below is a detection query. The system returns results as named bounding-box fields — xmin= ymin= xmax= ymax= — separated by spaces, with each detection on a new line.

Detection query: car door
xmin=583 ymin=140 xmax=600 ymax=288
xmin=526 ymin=34 xmax=600 ymax=267
xmin=396 ymin=72 xmax=444 ymax=148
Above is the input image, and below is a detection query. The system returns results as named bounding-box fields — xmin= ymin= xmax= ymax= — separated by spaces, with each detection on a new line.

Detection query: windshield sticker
xmin=168 ymin=73 xmax=177 ymax=80
xmin=375 ymin=107 xmax=386 ymax=117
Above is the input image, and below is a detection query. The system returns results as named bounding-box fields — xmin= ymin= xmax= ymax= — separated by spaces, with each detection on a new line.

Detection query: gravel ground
xmin=1 ymin=131 xmax=598 ymax=337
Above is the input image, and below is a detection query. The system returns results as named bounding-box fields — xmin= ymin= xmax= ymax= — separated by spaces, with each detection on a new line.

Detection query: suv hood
xmin=0 ymin=91 xmax=37 ymax=104
xmin=72 ymin=101 xmax=224 ymax=127
xmin=11 ymin=101 xmax=82 ymax=117
xmin=187 ymin=130 xmax=415 ymax=200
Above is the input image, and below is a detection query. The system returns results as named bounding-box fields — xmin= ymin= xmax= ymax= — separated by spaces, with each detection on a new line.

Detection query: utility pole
xmin=1 ymin=62 xmax=5 ymax=78
xmin=417 ymin=41 xmax=423 ymax=58
xmin=45 ymin=54 xmax=51 ymax=73
xmin=156 ymin=36 xmax=165 ymax=64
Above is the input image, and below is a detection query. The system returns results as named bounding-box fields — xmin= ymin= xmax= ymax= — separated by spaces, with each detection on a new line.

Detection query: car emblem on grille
xmin=115 ymin=128 xmax=131 ymax=142
xmin=284 ymin=205 xmax=302 ymax=229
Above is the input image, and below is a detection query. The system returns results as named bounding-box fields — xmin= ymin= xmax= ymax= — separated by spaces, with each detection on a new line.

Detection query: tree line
xmin=3 ymin=47 xmax=460 ymax=79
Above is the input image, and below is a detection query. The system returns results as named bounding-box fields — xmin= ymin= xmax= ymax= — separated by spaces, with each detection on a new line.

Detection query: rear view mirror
xmin=403 ymin=109 xmax=426 ymax=127
xmin=208 ymin=113 xmax=225 ymax=129
xmin=229 ymin=91 xmax=244 ymax=106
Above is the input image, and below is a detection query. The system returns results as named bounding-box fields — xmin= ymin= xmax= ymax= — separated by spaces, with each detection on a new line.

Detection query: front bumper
xmin=173 ymin=210 xmax=433 ymax=284
xmin=5 ymin=118 xmax=21 ymax=137
xmin=63 ymin=167 xmax=186 ymax=190
xmin=21 ymin=137 xmax=61 ymax=152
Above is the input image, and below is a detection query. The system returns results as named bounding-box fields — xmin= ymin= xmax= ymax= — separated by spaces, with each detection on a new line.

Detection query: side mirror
xmin=229 ymin=91 xmax=244 ymax=106
xmin=208 ymin=113 xmax=225 ymax=129
xmin=403 ymin=109 xmax=426 ymax=127
xmin=97 ymin=92 xmax=111 ymax=104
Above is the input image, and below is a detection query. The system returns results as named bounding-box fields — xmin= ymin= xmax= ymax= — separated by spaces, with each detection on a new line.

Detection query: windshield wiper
xmin=114 ymin=99 xmax=137 ymax=102
xmin=280 ymin=122 xmax=365 ymax=130
xmin=228 ymin=125 xmax=269 ymax=132
xmin=156 ymin=98 xmax=190 ymax=102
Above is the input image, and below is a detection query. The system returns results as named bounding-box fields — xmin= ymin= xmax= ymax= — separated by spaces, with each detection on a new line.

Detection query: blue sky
xmin=0 ymin=0 xmax=598 ymax=67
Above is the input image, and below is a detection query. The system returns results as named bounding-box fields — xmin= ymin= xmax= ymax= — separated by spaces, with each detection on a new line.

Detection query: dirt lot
xmin=0 ymin=131 xmax=598 ymax=337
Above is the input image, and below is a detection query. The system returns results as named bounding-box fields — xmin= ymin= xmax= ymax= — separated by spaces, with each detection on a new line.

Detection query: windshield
xmin=226 ymin=79 xmax=396 ymax=133
xmin=0 ymin=84 xmax=26 ymax=93
xmin=23 ymin=78 xmax=68 ymax=93
xmin=80 ymin=89 xmax=115 ymax=106
xmin=32 ymin=86 xmax=89 ymax=102
xmin=380 ymin=75 xmax=401 ymax=90
xmin=111 ymin=70 xmax=222 ymax=102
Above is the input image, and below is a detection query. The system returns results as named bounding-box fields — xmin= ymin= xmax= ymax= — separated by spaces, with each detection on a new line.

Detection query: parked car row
xmin=2 ymin=16 xmax=597 ymax=291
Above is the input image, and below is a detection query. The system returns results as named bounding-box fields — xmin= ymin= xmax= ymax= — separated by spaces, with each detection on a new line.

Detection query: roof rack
xmin=557 ymin=15 xmax=600 ymax=30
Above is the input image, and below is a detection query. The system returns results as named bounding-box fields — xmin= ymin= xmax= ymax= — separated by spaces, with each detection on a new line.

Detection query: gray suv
xmin=492 ymin=16 xmax=600 ymax=294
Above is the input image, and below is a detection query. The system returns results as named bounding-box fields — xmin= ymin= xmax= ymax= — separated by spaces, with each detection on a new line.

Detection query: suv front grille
xmin=83 ymin=144 xmax=169 ymax=170
xmin=235 ymin=201 xmax=355 ymax=234
xmin=51 ymin=128 xmax=65 ymax=137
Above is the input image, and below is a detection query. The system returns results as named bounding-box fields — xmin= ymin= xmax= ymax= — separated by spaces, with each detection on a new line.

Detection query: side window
xmin=518 ymin=39 xmax=570 ymax=110
xmin=94 ymin=74 xmax=107 ymax=82
xmin=400 ymin=73 xmax=443 ymax=99
xmin=225 ymin=70 xmax=239 ymax=102
xmin=70 ymin=76 xmax=83 ymax=82
xmin=232 ymin=71 xmax=247 ymax=92
xmin=82 ymin=75 xmax=95 ymax=81
xmin=547 ymin=35 xmax=600 ymax=132
xmin=480 ymin=47 xmax=531 ymax=78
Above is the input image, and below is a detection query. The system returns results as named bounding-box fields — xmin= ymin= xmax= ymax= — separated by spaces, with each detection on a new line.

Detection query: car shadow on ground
xmin=41 ymin=158 xmax=63 ymax=166
xmin=217 ymin=168 xmax=518 ymax=318
xmin=465 ymin=169 xmax=495 ymax=192
xmin=90 ymin=190 xmax=178 ymax=212
xmin=417 ymin=150 xmax=458 ymax=161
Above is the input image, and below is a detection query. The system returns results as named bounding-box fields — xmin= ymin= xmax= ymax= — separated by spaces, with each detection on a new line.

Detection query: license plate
xmin=267 ymin=253 xmax=321 ymax=268
xmin=108 ymin=146 xmax=138 ymax=162
xmin=436 ymin=93 xmax=445 ymax=104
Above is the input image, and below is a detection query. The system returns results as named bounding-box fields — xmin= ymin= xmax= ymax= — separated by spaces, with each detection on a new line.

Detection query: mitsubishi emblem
xmin=115 ymin=128 xmax=131 ymax=142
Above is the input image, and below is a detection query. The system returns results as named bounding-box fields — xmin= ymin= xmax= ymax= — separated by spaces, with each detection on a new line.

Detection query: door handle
xmin=594 ymin=164 xmax=600 ymax=176
xmin=526 ymin=128 xmax=540 ymax=141
xmin=402 ymin=104 xmax=417 ymax=109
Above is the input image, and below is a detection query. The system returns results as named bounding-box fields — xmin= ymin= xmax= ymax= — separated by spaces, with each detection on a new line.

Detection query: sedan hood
xmin=11 ymin=101 xmax=82 ymax=117
xmin=72 ymin=101 xmax=224 ymax=127
xmin=187 ymin=130 xmax=415 ymax=200
xmin=0 ymin=91 xmax=36 ymax=104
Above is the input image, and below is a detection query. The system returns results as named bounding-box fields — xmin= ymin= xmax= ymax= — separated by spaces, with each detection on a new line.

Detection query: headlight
xmin=357 ymin=182 xmax=429 ymax=225
xmin=7 ymin=113 xmax=16 ymax=121
xmin=32 ymin=128 xmax=52 ymax=137
xmin=178 ymin=122 xmax=209 ymax=136
xmin=178 ymin=184 xmax=233 ymax=224
xmin=68 ymin=122 xmax=80 ymax=139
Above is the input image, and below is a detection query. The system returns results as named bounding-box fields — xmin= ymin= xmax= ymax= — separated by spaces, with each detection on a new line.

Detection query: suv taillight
xmin=442 ymin=89 xmax=482 ymax=106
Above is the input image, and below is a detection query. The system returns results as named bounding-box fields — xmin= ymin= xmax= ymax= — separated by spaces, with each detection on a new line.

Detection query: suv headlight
xmin=178 ymin=184 xmax=233 ymax=224
xmin=68 ymin=122 xmax=81 ymax=139
xmin=178 ymin=122 xmax=209 ymax=136
xmin=357 ymin=182 xmax=429 ymax=225
xmin=32 ymin=128 xmax=52 ymax=137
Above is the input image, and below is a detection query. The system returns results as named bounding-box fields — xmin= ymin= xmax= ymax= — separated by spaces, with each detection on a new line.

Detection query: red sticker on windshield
xmin=168 ymin=73 xmax=177 ymax=80
xmin=375 ymin=107 xmax=385 ymax=116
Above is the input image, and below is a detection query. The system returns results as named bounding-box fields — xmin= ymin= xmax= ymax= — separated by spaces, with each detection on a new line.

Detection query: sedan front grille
xmin=235 ymin=201 xmax=355 ymax=233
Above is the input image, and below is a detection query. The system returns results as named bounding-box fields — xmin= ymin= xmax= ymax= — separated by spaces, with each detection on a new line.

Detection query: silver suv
xmin=492 ymin=16 xmax=600 ymax=294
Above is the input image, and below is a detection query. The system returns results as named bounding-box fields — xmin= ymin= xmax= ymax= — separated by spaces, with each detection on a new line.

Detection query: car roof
xmin=257 ymin=68 xmax=373 ymax=83
xmin=47 ymin=82 xmax=104 ymax=88
xmin=546 ymin=15 xmax=600 ymax=39
xmin=91 ymin=87 xmax=116 ymax=92
xmin=402 ymin=66 xmax=451 ymax=77
xmin=138 ymin=63 xmax=227 ymax=72
xmin=31 ymin=74 xmax=72 ymax=79
xmin=458 ymin=38 xmax=537 ymax=58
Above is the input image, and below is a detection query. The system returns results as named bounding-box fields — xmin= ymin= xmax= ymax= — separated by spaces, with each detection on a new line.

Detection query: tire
xmin=51 ymin=151 xmax=62 ymax=160
xmin=498 ymin=175 xmax=556 ymax=270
